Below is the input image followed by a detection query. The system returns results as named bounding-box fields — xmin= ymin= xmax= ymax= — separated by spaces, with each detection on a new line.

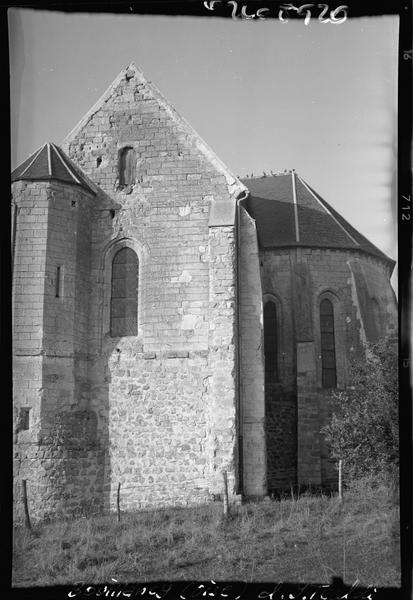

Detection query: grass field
xmin=12 ymin=477 xmax=400 ymax=587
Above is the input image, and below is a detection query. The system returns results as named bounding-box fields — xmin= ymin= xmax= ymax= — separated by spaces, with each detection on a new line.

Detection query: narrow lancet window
xmin=371 ymin=298 xmax=381 ymax=342
xmin=264 ymin=301 xmax=278 ymax=382
xmin=320 ymin=298 xmax=337 ymax=388
xmin=119 ymin=147 xmax=136 ymax=188
xmin=55 ymin=266 xmax=62 ymax=298
xmin=110 ymin=247 xmax=138 ymax=337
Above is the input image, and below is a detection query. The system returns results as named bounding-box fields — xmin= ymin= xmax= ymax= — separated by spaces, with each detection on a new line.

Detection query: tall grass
xmin=13 ymin=477 xmax=400 ymax=587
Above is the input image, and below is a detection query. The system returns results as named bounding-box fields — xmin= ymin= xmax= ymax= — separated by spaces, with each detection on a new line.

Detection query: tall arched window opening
xmin=110 ymin=247 xmax=138 ymax=337
xmin=371 ymin=298 xmax=381 ymax=342
xmin=264 ymin=301 xmax=278 ymax=382
xmin=320 ymin=298 xmax=337 ymax=388
xmin=119 ymin=146 xmax=136 ymax=188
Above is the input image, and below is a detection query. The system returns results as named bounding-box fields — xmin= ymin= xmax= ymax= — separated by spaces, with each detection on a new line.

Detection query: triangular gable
xmin=61 ymin=63 xmax=247 ymax=217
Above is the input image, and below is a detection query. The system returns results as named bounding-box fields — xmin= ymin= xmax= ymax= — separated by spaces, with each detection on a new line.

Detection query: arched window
xmin=264 ymin=301 xmax=278 ymax=382
xmin=320 ymin=298 xmax=337 ymax=388
xmin=118 ymin=146 xmax=136 ymax=187
xmin=371 ymin=298 xmax=381 ymax=342
xmin=110 ymin=247 xmax=138 ymax=337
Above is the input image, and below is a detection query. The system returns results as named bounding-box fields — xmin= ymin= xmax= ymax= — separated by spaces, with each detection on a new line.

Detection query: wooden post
xmin=338 ymin=459 xmax=343 ymax=502
xmin=22 ymin=480 xmax=32 ymax=531
xmin=117 ymin=482 xmax=121 ymax=522
xmin=222 ymin=471 xmax=230 ymax=517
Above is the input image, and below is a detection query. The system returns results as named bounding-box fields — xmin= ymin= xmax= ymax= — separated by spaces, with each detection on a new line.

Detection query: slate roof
xmin=11 ymin=143 xmax=96 ymax=195
xmin=241 ymin=172 xmax=393 ymax=265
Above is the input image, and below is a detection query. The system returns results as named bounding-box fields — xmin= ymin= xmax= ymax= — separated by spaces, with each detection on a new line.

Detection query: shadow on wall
xmin=84 ymin=188 xmax=124 ymax=517
xmin=41 ymin=188 xmax=122 ymax=521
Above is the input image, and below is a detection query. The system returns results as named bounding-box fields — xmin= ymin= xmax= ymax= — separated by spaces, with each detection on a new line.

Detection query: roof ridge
xmin=51 ymin=143 xmax=82 ymax=185
xmin=291 ymin=172 xmax=300 ymax=243
xmin=47 ymin=143 xmax=52 ymax=177
xmin=242 ymin=170 xmax=293 ymax=180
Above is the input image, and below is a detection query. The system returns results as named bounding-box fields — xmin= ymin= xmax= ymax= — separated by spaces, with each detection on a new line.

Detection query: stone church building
xmin=12 ymin=64 xmax=397 ymax=520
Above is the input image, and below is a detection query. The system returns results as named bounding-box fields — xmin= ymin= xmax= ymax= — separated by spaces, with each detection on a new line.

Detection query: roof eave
xmin=11 ymin=175 xmax=97 ymax=196
xmin=259 ymin=242 xmax=395 ymax=265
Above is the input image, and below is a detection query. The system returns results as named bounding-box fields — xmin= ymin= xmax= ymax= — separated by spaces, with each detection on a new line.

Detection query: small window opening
xmin=71 ymin=200 xmax=77 ymax=207
xmin=19 ymin=407 xmax=31 ymax=430
xmin=110 ymin=209 xmax=115 ymax=219
xmin=55 ymin=266 xmax=62 ymax=298
xmin=118 ymin=146 xmax=136 ymax=188
xmin=96 ymin=156 xmax=102 ymax=168
xmin=371 ymin=298 xmax=381 ymax=342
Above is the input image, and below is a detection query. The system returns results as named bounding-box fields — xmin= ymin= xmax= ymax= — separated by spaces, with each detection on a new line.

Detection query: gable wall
xmin=63 ymin=68 xmax=240 ymax=510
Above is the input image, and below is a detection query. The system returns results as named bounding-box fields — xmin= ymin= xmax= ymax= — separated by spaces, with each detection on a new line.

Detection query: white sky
xmin=9 ymin=9 xmax=398 ymax=284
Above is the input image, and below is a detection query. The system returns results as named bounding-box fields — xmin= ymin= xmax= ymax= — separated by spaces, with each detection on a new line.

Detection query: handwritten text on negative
xmin=203 ymin=2 xmax=349 ymax=24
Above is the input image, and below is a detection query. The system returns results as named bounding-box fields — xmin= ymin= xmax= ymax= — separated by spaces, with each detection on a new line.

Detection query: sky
xmin=8 ymin=8 xmax=398 ymax=284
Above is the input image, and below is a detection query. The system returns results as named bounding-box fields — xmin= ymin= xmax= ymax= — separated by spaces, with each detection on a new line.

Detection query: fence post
xmin=22 ymin=479 xmax=32 ymax=531
xmin=338 ymin=459 xmax=343 ymax=502
xmin=117 ymin=482 xmax=121 ymax=522
xmin=222 ymin=471 xmax=230 ymax=517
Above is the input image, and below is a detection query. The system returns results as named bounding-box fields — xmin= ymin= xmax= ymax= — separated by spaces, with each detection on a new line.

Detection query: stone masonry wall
xmin=303 ymin=248 xmax=396 ymax=488
xmin=207 ymin=225 xmax=239 ymax=498
xmin=260 ymin=246 xmax=396 ymax=491
xmin=347 ymin=257 xmax=397 ymax=344
xmin=62 ymin=65 xmax=241 ymax=511
xmin=99 ymin=349 xmax=211 ymax=510
xmin=12 ymin=180 xmax=104 ymax=521
xmin=260 ymin=249 xmax=297 ymax=492
xmin=14 ymin=410 xmax=104 ymax=521
xmin=41 ymin=182 xmax=93 ymax=425
xmin=12 ymin=181 xmax=49 ymax=443
xmin=239 ymin=206 xmax=266 ymax=497
xmin=13 ymin=181 xmax=48 ymax=520
xmin=38 ymin=182 xmax=102 ymax=518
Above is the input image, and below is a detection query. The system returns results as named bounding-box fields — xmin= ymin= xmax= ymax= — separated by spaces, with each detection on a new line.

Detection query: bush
xmin=322 ymin=340 xmax=398 ymax=481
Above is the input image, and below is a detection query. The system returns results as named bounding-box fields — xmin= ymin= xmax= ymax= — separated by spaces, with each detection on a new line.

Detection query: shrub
xmin=322 ymin=340 xmax=398 ymax=481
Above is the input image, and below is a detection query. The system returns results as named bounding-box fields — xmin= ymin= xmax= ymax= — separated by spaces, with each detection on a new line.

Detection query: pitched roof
xmin=11 ymin=143 xmax=96 ymax=195
xmin=241 ymin=172 xmax=393 ymax=265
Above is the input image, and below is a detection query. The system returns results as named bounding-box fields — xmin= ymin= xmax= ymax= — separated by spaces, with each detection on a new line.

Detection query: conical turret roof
xmin=241 ymin=172 xmax=393 ymax=265
xmin=11 ymin=143 xmax=96 ymax=195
